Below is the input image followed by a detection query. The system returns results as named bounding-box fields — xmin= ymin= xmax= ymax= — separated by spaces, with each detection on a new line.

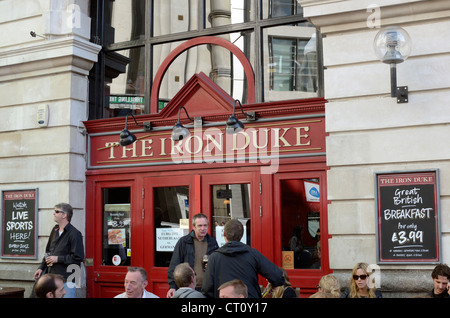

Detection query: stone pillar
xmin=0 ymin=0 xmax=100 ymax=296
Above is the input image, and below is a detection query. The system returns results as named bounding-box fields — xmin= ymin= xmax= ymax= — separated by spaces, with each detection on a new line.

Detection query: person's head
xmin=224 ymin=219 xmax=244 ymax=242
xmin=54 ymin=202 xmax=73 ymax=223
xmin=271 ymin=267 xmax=292 ymax=298
xmin=317 ymin=274 xmax=341 ymax=298
xmin=431 ymin=263 xmax=450 ymax=296
xmin=124 ymin=267 xmax=148 ymax=298
xmin=349 ymin=262 xmax=377 ymax=298
xmin=35 ymin=273 xmax=67 ymax=298
xmin=218 ymin=279 xmax=248 ymax=298
xmin=174 ymin=263 xmax=196 ymax=289
xmin=192 ymin=213 xmax=209 ymax=241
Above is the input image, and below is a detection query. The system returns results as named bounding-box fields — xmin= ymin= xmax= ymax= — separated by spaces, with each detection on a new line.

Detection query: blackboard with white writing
xmin=375 ymin=171 xmax=440 ymax=264
xmin=1 ymin=189 xmax=38 ymax=259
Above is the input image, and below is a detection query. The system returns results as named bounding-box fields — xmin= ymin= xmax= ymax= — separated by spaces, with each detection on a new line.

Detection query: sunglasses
xmin=353 ymin=275 xmax=368 ymax=280
xmin=54 ymin=210 xmax=65 ymax=214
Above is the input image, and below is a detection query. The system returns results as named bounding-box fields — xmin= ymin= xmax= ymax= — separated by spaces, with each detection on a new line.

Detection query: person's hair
xmin=271 ymin=267 xmax=292 ymax=298
xmin=218 ymin=279 xmax=248 ymax=298
xmin=192 ymin=213 xmax=208 ymax=226
xmin=128 ymin=267 xmax=147 ymax=282
xmin=54 ymin=202 xmax=73 ymax=222
xmin=431 ymin=263 xmax=450 ymax=279
xmin=318 ymin=274 xmax=341 ymax=298
xmin=349 ymin=262 xmax=377 ymax=298
xmin=34 ymin=273 xmax=65 ymax=298
xmin=174 ymin=263 xmax=195 ymax=288
xmin=224 ymin=219 xmax=244 ymax=241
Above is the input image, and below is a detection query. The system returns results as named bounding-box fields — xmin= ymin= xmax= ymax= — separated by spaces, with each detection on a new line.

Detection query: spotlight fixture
xmin=225 ymin=100 xmax=256 ymax=134
xmin=373 ymin=26 xmax=412 ymax=103
xmin=119 ymin=112 xmax=151 ymax=146
xmin=171 ymin=106 xmax=193 ymax=141
xmin=30 ymin=31 xmax=47 ymax=39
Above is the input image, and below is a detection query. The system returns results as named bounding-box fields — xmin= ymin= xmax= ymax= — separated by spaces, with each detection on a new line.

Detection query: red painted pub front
xmin=84 ymin=39 xmax=330 ymax=298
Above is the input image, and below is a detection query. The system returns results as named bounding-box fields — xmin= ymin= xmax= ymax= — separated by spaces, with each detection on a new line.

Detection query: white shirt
xmin=114 ymin=289 xmax=159 ymax=298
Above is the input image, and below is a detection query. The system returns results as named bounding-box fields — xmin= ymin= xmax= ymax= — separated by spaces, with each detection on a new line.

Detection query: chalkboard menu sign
xmin=375 ymin=171 xmax=440 ymax=264
xmin=1 ymin=189 xmax=38 ymax=259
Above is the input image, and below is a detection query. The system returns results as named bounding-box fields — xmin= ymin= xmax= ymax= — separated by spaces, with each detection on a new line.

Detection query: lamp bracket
xmin=397 ymin=86 xmax=408 ymax=103
xmin=194 ymin=117 xmax=203 ymax=128
xmin=246 ymin=111 xmax=256 ymax=121
xmin=143 ymin=122 xmax=152 ymax=131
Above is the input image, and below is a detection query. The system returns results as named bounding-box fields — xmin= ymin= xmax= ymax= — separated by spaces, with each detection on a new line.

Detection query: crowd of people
xmin=31 ymin=207 xmax=450 ymax=299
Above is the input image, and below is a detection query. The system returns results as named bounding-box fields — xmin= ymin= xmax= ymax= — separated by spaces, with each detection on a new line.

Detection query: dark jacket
xmin=429 ymin=288 xmax=450 ymax=298
xmin=202 ymin=241 xmax=285 ymax=298
xmin=39 ymin=223 xmax=84 ymax=279
xmin=167 ymin=230 xmax=219 ymax=290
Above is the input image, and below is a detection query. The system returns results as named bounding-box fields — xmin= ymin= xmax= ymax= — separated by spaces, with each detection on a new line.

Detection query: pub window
xmin=154 ymin=186 xmax=190 ymax=267
xmin=102 ymin=187 xmax=131 ymax=266
xmin=263 ymin=22 xmax=319 ymax=101
xmin=263 ymin=0 xmax=304 ymax=19
xmin=211 ymin=184 xmax=251 ymax=247
xmin=89 ymin=0 xmax=323 ymax=119
xmin=280 ymin=179 xmax=321 ymax=269
xmin=153 ymin=35 xmax=254 ymax=109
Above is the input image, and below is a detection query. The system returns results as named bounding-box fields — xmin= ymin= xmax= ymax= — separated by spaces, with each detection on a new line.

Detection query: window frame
xmin=89 ymin=0 xmax=323 ymax=119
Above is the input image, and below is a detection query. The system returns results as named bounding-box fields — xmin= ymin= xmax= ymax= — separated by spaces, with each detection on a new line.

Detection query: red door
xmin=142 ymin=170 xmax=262 ymax=297
xmin=272 ymin=170 xmax=330 ymax=297
xmin=85 ymin=176 xmax=144 ymax=298
xmin=142 ymin=174 xmax=196 ymax=296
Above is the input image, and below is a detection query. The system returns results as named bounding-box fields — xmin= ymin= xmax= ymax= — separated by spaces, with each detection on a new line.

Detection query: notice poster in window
xmin=156 ymin=228 xmax=186 ymax=251
xmin=104 ymin=204 xmax=130 ymax=266
xmin=375 ymin=170 xmax=441 ymax=264
xmin=1 ymin=189 xmax=38 ymax=259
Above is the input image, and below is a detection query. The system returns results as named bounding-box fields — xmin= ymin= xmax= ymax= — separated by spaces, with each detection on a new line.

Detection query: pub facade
xmin=0 ymin=0 xmax=448 ymax=298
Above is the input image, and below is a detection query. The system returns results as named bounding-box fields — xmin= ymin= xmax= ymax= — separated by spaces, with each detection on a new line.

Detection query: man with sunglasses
xmin=33 ymin=203 xmax=84 ymax=298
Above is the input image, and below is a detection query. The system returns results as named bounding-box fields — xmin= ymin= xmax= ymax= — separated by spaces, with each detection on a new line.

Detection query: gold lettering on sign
xmin=99 ymin=123 xmax=319 ymax=162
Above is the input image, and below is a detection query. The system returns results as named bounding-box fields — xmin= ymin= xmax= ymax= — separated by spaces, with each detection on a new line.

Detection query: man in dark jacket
xmin=167 ymin=213 xmax=219 ymax=297
xmin=429 ymin=263 xmax=450 ymax=298
xmin=33 ymin=203 xmax=84 ymax=298
xmin=202 ymin=219 xmax=285 ymax=298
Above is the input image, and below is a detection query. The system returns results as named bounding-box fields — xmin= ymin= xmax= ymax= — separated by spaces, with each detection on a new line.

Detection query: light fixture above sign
xmin=373 ymin=26 xmax=412 ymax=103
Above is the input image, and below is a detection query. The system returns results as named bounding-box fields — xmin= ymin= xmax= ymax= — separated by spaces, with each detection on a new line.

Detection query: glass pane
xmin=106 ymin=0 xmax=145 ymax=44
xmin=211 ymin=184 xmax=251 ymax=247
xmin=262 ymin=0 xmax=304 ymax=19
xmin=280 ymin=179 xmax=321 ymax=269
xmin=153 ymin=0 xmax=254 ymax=37
xmin=263 ymin=24 xmax=319 ymax=101
xmin=153 ymin=33 xmax=254 ymax=110
xmin=154 ymin=186 xmax=190 ymax=267
xmin=103 ymin=188 xmax=131 ymax=266
xmin=105 ymin=47 xmax=145 ymax=118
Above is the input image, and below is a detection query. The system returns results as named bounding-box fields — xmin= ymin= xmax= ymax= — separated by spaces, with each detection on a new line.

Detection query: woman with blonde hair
xmin=341 ymin=262 xmax=382 ymax=298
xmin=263 ymin=268 xmax=297 ymax=298
xmin=310 ymin=274 xmax=341 ymax=298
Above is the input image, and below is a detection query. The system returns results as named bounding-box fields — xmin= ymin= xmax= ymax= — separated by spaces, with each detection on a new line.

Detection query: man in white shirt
xmin=115 ymin=267 xmax=159 ymax=298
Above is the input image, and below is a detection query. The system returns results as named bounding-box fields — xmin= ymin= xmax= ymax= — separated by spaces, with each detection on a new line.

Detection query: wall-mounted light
xmin=30 ymin=31 xmax=47 ymax=39
xmin=373 ymin=26 xmax=412 ymax=103
xmin=172 ymin=106 xmax=194 ymax=141
xmin=119 ymin=112 xmax=151 ymax=146
xmin=225 ymin=100 xmax=256 ymax=134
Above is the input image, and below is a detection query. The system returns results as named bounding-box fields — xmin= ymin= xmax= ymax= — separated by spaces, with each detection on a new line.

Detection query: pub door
xmin=142 ymin=170 xmax=262 ymax=297
xmin=272 ymin=169 xmax=330 ymax=297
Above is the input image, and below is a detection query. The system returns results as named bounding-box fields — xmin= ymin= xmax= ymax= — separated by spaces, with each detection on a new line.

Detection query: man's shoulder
xmin=143 ymin=290 xmax=159 ymax=298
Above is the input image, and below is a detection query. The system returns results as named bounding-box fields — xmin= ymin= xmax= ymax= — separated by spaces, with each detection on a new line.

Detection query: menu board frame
xmin=1 ymin=189 xmax=38 ymax=259
xmin=375 ymin=170 xmax=441 ymax=264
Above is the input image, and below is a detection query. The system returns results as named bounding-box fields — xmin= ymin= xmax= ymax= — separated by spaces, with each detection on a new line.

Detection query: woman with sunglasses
xmin=341 ymin=262 xmax=382 ymax=298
